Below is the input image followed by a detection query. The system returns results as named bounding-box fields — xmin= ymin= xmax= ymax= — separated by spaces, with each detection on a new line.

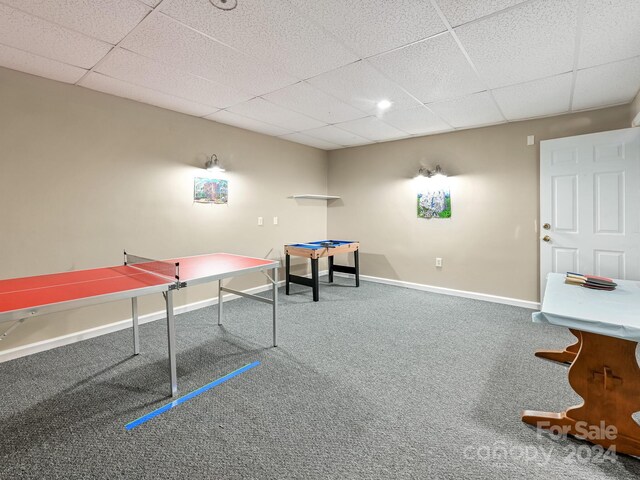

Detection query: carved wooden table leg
xmin=535 ymin=328 xmax=581 ymax=365
xmin=523 ymin=330 xmax=640 ymax=456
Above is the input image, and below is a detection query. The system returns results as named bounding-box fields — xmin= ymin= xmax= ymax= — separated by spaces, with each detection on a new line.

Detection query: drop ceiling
xmin=0 ymin=0 xmax=638 ymax=150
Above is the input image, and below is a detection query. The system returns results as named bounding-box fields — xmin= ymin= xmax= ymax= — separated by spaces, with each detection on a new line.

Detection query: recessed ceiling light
xmin=377 ymin=99 xmax=392 ymax=110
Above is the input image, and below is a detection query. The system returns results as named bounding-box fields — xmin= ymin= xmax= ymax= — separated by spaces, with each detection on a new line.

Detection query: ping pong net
xmin=124 ymin=252 xmax=181 ymax=289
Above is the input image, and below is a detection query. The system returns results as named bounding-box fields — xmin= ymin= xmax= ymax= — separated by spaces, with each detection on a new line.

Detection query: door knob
xmin=542 ymin=235 xmax=551 ymax=242
xmin=543 ymin=223 xmax=551 ymax=230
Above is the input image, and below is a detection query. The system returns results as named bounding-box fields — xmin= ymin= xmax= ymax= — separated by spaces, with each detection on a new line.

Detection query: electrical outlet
xmin=273 ymin=216 xmax=278 ymax=225
xmin=257 ymin=217 xmax=263 ymax=226
xmin=435 ymin=257 xmax=442 ymax=267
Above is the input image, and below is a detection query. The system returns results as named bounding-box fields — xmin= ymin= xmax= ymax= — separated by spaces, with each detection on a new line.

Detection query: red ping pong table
xmin=0 ymin=252 xmax=279 ymax=397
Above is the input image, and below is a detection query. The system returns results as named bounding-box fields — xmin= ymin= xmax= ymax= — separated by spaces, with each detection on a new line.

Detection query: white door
xmin=540 ymin=127 xmax=640 ymax=298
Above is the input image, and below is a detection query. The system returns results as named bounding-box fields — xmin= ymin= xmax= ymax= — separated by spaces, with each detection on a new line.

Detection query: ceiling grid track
xmin=568 ymin=0 xmax=587 ymax=112
xmin=284 ymin=0 xmax=450 ymax=134
xmin=0 ymin=0 xmax=128 ymax=47
xmin=0 ymin=0 xmax=637 ymax=149
xmin=429 ymin=0 xmax=508 ymax=122
xmin=74 ymin=0 xmax=168 ymax=86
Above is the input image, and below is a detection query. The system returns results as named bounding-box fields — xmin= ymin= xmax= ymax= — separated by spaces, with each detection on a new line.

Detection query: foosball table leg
xmin=354 ymin=249 xmax=360 ymax=287
xmin=328 ymin=256 xmax=334 ymax=283
xmin=311 ymin=258 xmax=319 ymax=302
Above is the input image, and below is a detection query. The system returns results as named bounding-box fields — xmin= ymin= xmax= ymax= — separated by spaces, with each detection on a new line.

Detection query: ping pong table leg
xmin=164 ymin=290 xmax=178 ymax=397
xmin=218 ymin=279 xmax=223 ymax=326
xmin=272 ymin=266 xmax=278 ymax=347
xmin=285 ymin=254 xmax=291 ymax=295
xmin=131 ymin=297 xmax=140 ymax=355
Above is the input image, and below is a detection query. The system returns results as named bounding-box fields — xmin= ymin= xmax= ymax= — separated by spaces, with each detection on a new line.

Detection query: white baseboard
xmin=334 ymin=272 xmax=540 ymax=310
xmin=0 ymin=269 xmax=536 ymax=363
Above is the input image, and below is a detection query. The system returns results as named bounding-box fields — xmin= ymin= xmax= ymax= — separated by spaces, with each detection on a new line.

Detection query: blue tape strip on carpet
xmin=125 ymin=361 xmax=260 ymax=430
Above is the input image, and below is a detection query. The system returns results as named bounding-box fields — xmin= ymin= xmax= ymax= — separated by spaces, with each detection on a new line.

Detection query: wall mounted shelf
xmin=289 ymin=194 xmax=341 ymax=200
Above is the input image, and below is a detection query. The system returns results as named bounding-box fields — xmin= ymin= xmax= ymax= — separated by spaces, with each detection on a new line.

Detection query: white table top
xmin=533 ymin=273 xmax=640 ymax=341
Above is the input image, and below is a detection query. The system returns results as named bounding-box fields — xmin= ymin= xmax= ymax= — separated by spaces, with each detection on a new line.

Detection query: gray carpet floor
xmin=1 ymin=277 xmax=639 ymax=479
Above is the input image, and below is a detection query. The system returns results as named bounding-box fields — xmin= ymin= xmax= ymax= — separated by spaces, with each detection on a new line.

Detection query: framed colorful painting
xmin=417 ymin=188 xmax=451 ymax=219
xmin=194 ymin=177 xmax=228 ymax=204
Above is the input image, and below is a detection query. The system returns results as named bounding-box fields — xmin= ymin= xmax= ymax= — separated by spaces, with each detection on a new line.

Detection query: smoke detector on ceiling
xmin=210 ymin=0 xmax=237 ymax=10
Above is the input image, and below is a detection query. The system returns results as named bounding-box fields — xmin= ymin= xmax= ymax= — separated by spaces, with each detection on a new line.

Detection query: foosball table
xmin=284 ymin=240 xmax=360 ymax=302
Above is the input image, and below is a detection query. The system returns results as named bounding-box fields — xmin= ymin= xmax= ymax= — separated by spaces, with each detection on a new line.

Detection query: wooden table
xmin=522 ymin=273 xmax=640 ymax=456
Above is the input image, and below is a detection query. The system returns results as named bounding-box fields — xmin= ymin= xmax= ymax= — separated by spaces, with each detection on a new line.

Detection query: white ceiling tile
xmin=307 ymin=60 xmax=422 ymax=115
xmin=573 ymin=57 xmax=640 ymax=111
xmin=0 ymin=44 xmax=87 ymax=83
xmin=158 ymin=0 xmax=358 ymax=79
xmin=226 ymin=98 xmax=326 ymax=131
xmin=301 ymin=125 xmax=370 ymax=147
xmin=335 ymin=116 xmax=407 ymax=141
xmin=262 ymin=82 xmax=367 ymax=124
xmin=95 ymin=48 xmax=251 ymax=108
xmin=428 ymin=91 xmax=505 ymax=128
xmin=0 ymin=3 xmax=112 ymax=69
xmin=436 ymin=0 xmax=528 ymax=27
xmin=289 ymin=0 xmax=446 ymax=58
xmin=369 ymin=32 xmax=485 ymax=103
xmin=381 ymin=106 xmax=452 ymax=135
xmin=279 ymin=132 xmax=342 ymax=150
xmin=578 ymin=0 xmax=640 ymax=69
xmin=80 ymin=72 xmax=218 ymax=117
xmin=492 ymin=73 xmax=573 ymax=120
xmin=0 ymin=0 xmax=151 ymax=45
xmin=120 ymin=13 xmax=297 ymax=96
xmin=456 ymin=0 xmax=579 ymax=88
xmin=204 ymin=110 xmax=292 ymax=137
xmin=2 ymin=0 xmax=635 ymax=149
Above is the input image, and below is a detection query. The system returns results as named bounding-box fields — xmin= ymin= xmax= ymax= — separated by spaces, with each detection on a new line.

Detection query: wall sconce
xmin=416 ymin=164 xmax=446 ymax=179
xmin=210 ymin=0 xmax=238 ymax=10
xmin=205 ymin=154 xmax=226 ymax=173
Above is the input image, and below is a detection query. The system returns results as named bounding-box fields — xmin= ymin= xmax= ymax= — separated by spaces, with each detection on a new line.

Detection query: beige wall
xmin=0 ymin=64 xmax=635 ymax=354
xmin=0 ymin=67 xmax=328 ymax=351
xmin=327 ymin=105 xmax=631 ymax=303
